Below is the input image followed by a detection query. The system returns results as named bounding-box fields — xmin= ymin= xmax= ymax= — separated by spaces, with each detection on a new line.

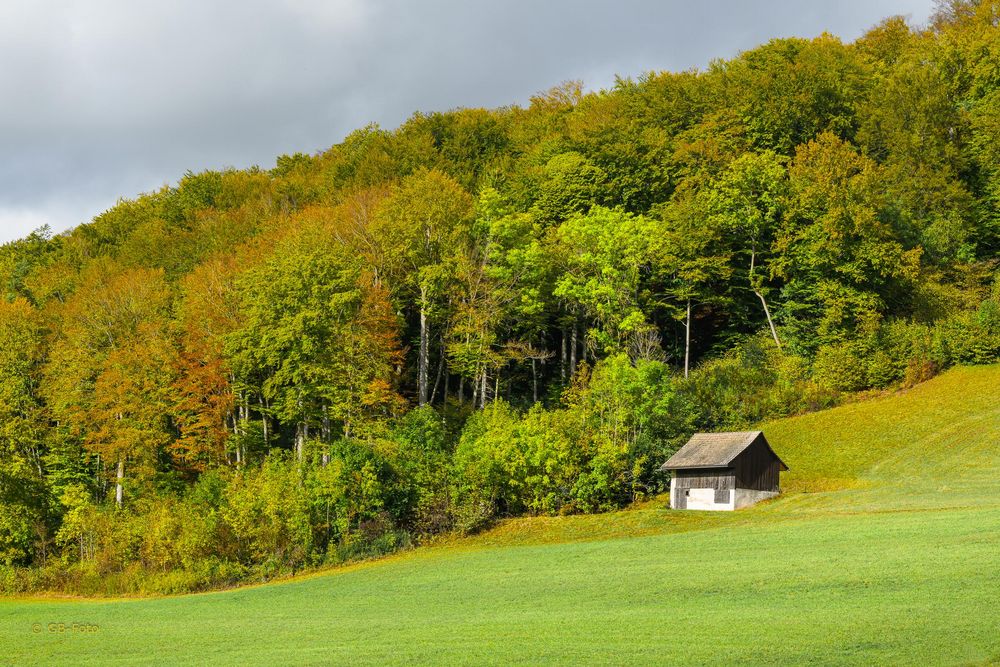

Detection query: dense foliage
xmin=3 ymin=1 xmax=1000 ymax=594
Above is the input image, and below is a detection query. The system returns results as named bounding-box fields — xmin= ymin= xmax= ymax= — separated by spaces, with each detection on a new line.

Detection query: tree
xmin=227 ymin=216 xmax=360 ymax=463
xmin=653 ymin=194 xmax=732 ymax=376
xmin=705 ymin=151 xmax=789 ymax=348
xmin=532 ymin=151 xmax=609 ymax=223
xmin=372 ymin=169 xmax=473 ymax=406
xmin=87 ymin=332 xmax=175 ymax=507
xmin=227 ymin=214 xmax=405 ymax=463
xmin=0 ymin=226 xmax=58 ymax=303
xmin=553 ymin=206 xmax=656 ymax=356
xmin=0 ymin=299 xmax=49 ymax=564
xmin=172 ymin=255 xmax=244 ymax=470
xmin=445 ymin=187 xmax=552 ymax=407
xmin=717 ymin=35 xmax=868 ymax=155
xmin=776 ymin=133 xmax=922 ymax=348
xmin=41 ymin=261 xmax=174 ymax=508
xmin=326 ymin=276 xmax=407 ymax=439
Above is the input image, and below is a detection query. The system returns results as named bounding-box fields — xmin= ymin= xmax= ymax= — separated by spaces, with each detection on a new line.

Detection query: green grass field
xmin=3 ymin=365 xmax=1000 ymax=666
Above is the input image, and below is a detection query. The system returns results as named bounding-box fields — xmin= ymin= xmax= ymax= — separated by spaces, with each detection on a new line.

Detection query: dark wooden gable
xmin=732 ymin=434 xmax=783 ymax=492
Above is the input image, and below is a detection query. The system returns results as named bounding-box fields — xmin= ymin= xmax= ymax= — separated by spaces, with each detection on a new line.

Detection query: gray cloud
xmin=0 ymin=0 xmax=935 ymax=244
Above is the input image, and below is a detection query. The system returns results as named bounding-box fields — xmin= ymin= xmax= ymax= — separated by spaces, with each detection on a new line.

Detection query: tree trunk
xmin=756 ymin=290 xmax=782 ymax=350
xmin=570 ymin=324 xmax=578 ymax=378
xmin=321 ymin=405 xmax=331 ymax=467
xmin=238 ymin=399 xmax=249 ymax=466
xmin=531 ymin=357 xmax=538 ymax=403
xmin=115 ymin=458 xmax=124 ymax=509
xmin=749 ymin=247 xmax=782 ymax=349
xmin=230 ymin=412 xmax=237 ymax=466
xmin=430 ymin=339 xmax=445 ymax=404
xmin=31 ymin=445 xmax=42 ymax=477
xmin=295 ymin=422 xmax=308 ymax=463
xmin=260 ymin=397 xmax=269 ymax=450
xmin=95 ymin=453 xmax=107 ymax=497
xmin=684 ymin=298 xmax=692 ymax=379
xmin=418 ymin=285 xmax=429 ymax=406
xmin=480 ymin=369 xmax=488 ymax=409
xmin=560 ymin=329 xmax=567 ymax=384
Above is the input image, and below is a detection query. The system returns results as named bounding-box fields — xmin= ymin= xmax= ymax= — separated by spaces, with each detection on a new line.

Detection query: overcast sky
xmin=0 ymin=0 xmax=936 ymax=245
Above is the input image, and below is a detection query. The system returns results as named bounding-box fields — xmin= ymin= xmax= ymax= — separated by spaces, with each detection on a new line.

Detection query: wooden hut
xmin=659 ymin=431 xmax=787 ymax=511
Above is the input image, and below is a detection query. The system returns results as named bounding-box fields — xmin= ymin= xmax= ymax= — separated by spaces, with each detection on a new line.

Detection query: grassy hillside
xmin=3 ymin=364 xmax=999 ymax=666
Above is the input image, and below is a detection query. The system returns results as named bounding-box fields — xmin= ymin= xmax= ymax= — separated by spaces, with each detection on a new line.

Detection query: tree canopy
xmin=3 ymin=2 xmax=1000 ymax=593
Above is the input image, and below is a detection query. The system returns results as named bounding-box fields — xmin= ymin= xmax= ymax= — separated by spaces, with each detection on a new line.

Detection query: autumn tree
xmin=171 ymin=255 xmax=244 ymax=470
xmin=42 ymin=260 xmax=174 ymax=508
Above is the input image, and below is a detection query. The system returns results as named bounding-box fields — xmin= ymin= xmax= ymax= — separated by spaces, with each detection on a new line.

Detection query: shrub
xmin=451 ymin=402 xmax=522 ymax=531
xmin=221 ymin=453 xmax=312 ymax=568
xmin=813 ymin=342 xmax=867 ymax=392
xmin=388 ymin=406 xmax=452 ymax=534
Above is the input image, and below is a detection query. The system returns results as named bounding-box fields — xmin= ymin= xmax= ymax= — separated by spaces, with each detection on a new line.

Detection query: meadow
xmin=2 ymin=364 xmax=999 ymax=666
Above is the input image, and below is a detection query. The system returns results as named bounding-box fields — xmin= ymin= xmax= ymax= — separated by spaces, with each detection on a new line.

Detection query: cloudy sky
xmin=0 ymin=0 xmax=936 ymax=244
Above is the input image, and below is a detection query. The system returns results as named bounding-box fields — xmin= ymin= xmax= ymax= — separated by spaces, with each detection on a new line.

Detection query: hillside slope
xmin=3 ymin=365 xmax=999 ymax=666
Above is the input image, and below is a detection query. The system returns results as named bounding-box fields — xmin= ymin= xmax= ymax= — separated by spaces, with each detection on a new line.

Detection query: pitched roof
xmin=659 ymin=431 xmax=787 ymax=471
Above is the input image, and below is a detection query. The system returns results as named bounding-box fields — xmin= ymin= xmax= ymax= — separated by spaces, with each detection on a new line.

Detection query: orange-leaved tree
xmin=42 ymin=260 xmax=174 ymax=508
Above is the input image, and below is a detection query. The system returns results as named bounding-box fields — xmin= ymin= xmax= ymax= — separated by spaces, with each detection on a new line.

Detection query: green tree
xmin=554 ymin=206 xmax=656 ymax=355
xmin=704 ymin=151 xmax=789 ymax=348
xmin=654 ymin=194 xmax=732 ymax=376
xmin=776 ymin=133 xmax=921 ymax=349
xmin=372 ymin=169 xmax=473 ymax=406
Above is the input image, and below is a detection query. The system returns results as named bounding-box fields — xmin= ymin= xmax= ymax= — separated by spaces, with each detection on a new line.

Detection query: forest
xmin=2 ymin=1 xmax=1000 ymax=594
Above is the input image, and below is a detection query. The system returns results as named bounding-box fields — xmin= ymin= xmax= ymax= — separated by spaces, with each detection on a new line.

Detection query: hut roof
xmin=658 ymin=431 xmax=788 ymax=471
